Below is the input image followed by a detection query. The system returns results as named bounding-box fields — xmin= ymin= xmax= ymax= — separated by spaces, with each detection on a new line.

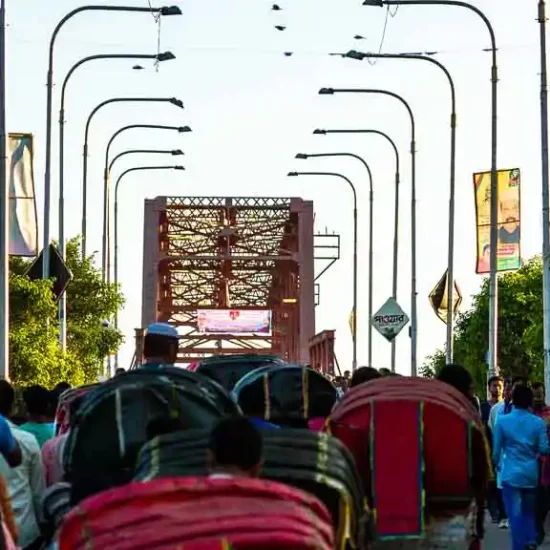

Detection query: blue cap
xmin=146 ymin=322 xmax=179 ymax=339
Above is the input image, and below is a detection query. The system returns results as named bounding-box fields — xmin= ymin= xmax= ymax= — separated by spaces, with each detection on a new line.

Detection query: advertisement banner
xmin=196 ymin=309 xmax=272 ymax=334
xmin=474 ymin=168 xmax=521 ymax=274
xmin=8 ymin=134 xmax=38 ymax=257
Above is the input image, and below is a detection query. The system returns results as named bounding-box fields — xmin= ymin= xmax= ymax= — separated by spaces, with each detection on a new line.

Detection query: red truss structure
xmin=141 ymin=196 xmax=316 ymax=363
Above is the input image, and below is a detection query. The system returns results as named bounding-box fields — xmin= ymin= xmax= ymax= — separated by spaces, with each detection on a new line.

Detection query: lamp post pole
xmin=539 ymin=0 xmax=550 ymax=400
xmin=344 ymin=50 xmax=457 ymax=365
xmin=314 ymin=129 xmax=400 ymax=371
xmin=114 ymin=165 xmax=185 ymax=369
xmin=79 ymin=96 xmax=184 ymax=273
xmin=0 ymin=0 xmax=8 ymax=379
xmin=106 ymin=148 xmax=184 ymax=282
xmin=295 ymin=153 xmax=372 ymax=370
xmin=363 ymin=0 xmax=499 ymax=382
xmin=43 ymin=4 xmax=182 ymax=281
xmin=58 ymin=52 xmax=175 ymax=351
xmin=288 ymin=171 xmax=359 ymax=371
xmin=319 ymin=88 xmax=418 ymax=376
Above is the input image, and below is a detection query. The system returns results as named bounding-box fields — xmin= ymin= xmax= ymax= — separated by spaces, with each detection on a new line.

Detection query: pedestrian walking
xmin=492 ymin=384 xmax=550 ymax=550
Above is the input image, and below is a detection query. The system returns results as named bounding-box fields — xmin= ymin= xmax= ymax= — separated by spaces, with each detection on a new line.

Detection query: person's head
xmin=437 ymin=364 xmax=475 ymax=399
xmin=343 ymin=371 xmax=351 ymax=380
xmin=511 ymin=375 xmax=526 ymax=397
xmin=54 ymin=382 xmax=71 ymax=394
xmin=532 ymin=382 xmax=546 ymax=410
xmin=114 ymin=368 xmax=126 ymax=377
xmin=378 ymin=368 xmax=392 ymax=377
xmin=350 ymin=367 xmax=381 ymax=388
xmin=0 ymin=380 xmax=14 ymax=417
xmin=143 ymin=323 xmax=179 ymax=364
xmin=487 ymin=375 xmax=504 ymax=401
xmin=499 ymin=189 xmax=519 ymax=226
xmin=512 ymin=384 xmax=533 ymax=410
xmin=208 ymin=416 xmax=263 ymax=478
xmin=146 ymin=416 xmax=186 ymax=440
xmin=23 ymin=385 xmax=53 ymax=420
xmin=503 ymin=378 xmax=513 ymax=400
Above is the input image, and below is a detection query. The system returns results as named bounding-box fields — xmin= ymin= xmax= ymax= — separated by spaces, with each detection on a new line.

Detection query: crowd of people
xmin=0 ymin=322 xmax=545 ymax=549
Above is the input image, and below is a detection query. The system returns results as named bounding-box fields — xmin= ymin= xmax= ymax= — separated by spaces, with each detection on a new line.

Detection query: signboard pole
xmin=0 ymin=0 xmax=8 ymax=379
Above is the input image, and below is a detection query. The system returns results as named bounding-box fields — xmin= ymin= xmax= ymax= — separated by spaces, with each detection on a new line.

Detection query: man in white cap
xmin=141 ymin=322 xmax=179 ymax=369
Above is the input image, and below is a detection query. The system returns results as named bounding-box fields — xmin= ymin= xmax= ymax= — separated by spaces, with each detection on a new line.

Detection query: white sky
xmin=6 ymin=0 xmax=541 ymax=374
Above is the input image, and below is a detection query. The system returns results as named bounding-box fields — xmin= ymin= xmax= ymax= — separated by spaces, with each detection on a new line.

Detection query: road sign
xmin=26 ymin=244 xmax=73 ymax=302
xmin=371 ymin=297 xmax=409 ymax=342
xmin=429 ymin=269 xmax=463 ymax=324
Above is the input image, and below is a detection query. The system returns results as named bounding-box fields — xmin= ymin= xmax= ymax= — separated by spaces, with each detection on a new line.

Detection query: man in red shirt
xmin=532 ymin=382 xmax=550 ymax=545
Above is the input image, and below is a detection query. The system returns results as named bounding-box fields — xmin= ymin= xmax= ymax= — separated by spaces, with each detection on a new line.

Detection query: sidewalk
xmin=485 ymin=520 xmax=550 ymax=548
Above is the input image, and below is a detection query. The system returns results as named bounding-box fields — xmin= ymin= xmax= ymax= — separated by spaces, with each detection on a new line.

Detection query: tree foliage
xmin=422 ymin=257 xmax=544 ymax=394
xmin=9 ymin=238 xmax=124 ymax=387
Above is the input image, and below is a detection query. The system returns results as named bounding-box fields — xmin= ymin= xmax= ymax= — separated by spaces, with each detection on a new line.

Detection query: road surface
xmin=485 ymin=519 xmax=550 ymax=548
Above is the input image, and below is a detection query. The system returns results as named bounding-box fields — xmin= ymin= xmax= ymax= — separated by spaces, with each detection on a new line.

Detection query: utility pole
xmin=539 ymin=0 xmax=550 ymax=400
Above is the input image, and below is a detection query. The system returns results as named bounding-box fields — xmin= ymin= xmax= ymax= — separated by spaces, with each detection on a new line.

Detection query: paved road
xmin=485 ymin=519 xmax=550 ymax=548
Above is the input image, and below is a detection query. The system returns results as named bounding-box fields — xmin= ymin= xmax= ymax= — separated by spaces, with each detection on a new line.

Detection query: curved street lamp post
xmin=288 ymin=170 xmax=359 ymax=371
xmin=113 ymin=165 xmax=185 ymax=368
xmin=313 ymin=128 xmax=400 ymax=370
xmin=363 ymin=0 xmax=500 ymax=402
xmin=319 ymin=87 xmax=418 ymax=376
xmin=295 ymin=153 xmax=372 ymax=370
xmin=106 ymin=148 xmax=184 ymax=281
xmin=343 ymin=50 xmax=457 ymax=365
xmin=43 ymin=4 xmax=182 ymax=280
xmin=57 ymin=51 xmax=176 ymax=350
xmin=79 ymin=96 xmax=184 ymax=269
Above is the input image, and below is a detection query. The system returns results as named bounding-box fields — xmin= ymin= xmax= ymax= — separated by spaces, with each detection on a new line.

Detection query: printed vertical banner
xmin=8 ymin=134 xmax=38 ymax=257
xmin=473 ymin=168 xmax=521 ymax=274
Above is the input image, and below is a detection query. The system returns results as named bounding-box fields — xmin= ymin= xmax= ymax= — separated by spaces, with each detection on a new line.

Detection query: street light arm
xmin=345 ymin=50 xmax=456 ymax=114
xmin=114 ymin=165 xmax=183 ymax=203
xmin=288 ymin=171 xmax=358 ymax=210
xmin=109 ymin=149 xmax=183 ymax=172
xmin=85 ymin=97 xmax=181 ymax=139
xmin=317 ymin=129 xmax=400 ymax=175
xmin=60 ymin=54 xmax=159 ymax=111
xmin=364 ymin=0 xmax=496 ymax=63
xmin=295 ymin=152 xmax=371 ymax=196
xmin=323 ymin=88 xmax=416 ymax=144
xmin=48 ymin=5 xmax=171 ymax=76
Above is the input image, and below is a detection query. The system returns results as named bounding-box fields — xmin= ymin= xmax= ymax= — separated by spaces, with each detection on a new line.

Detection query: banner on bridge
xmin=473 ymin=168 xmax=521 ymax=274
xmin=196 ymin=309 xmax=272 ymax=335
xmin=7 ymin=133 xmax=38 ymax=257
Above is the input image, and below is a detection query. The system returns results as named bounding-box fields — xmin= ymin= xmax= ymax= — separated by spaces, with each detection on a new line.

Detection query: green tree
xmin=9 ymin=238 xmax=124 ymax=387
xmin=422 ymin=256 xmax=544 ymax=394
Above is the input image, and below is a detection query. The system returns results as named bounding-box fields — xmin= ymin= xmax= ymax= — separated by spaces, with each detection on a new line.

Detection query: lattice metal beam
xmin=141 ymin=196 xmax=315 ymax=363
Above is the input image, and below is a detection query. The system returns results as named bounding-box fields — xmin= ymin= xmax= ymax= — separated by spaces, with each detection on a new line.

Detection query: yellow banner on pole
xmin=473 ymin=168 xmax=521 ymax=274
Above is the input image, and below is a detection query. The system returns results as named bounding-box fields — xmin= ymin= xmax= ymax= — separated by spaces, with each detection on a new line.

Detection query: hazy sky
xmin=6 ymin=0 xmax=539 ymax=374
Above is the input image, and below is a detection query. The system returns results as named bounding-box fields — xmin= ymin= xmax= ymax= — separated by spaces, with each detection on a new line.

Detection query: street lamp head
xmin=287 ymin=172 xmax=298 ymax=177
xmin=156 ymin=51 xmax=176 ymax=62
xmin=174 ymin=165 xmax=185 ymax=171
xmin=362 ymin=0 xmax=384 ymax=5
xmin=177 ymin=126 xmax=192 ymax=133
xmin=160 ymin=5 xmax=183 ymax=16
xmin=169 ymin=98 xmax=184 ymax=109
xmin=133 ymin=65 xmax=145 ymax=70
xmin=313 ymin=129 xmax=326 ymax=135
xmin=318 ymin=88 xmax=335 ymax=95
xmin=171 ymin=149 xmax=184 ymax=156
xmin=345 ymin=50 xmax=365 ymax=61
xmin=295 ymin=153 xmax=308 ymax=160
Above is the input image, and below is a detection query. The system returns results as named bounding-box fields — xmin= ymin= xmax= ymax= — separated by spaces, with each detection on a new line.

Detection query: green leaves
xmin=9 ymin=237 xmax=124 ymax=387
xmin=423 ymin=256 xmax=544 ymax=394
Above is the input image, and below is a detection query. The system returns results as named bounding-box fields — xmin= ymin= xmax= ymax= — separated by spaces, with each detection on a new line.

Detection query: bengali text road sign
xmin=371 ymin=297 xmax=409 ymax=342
